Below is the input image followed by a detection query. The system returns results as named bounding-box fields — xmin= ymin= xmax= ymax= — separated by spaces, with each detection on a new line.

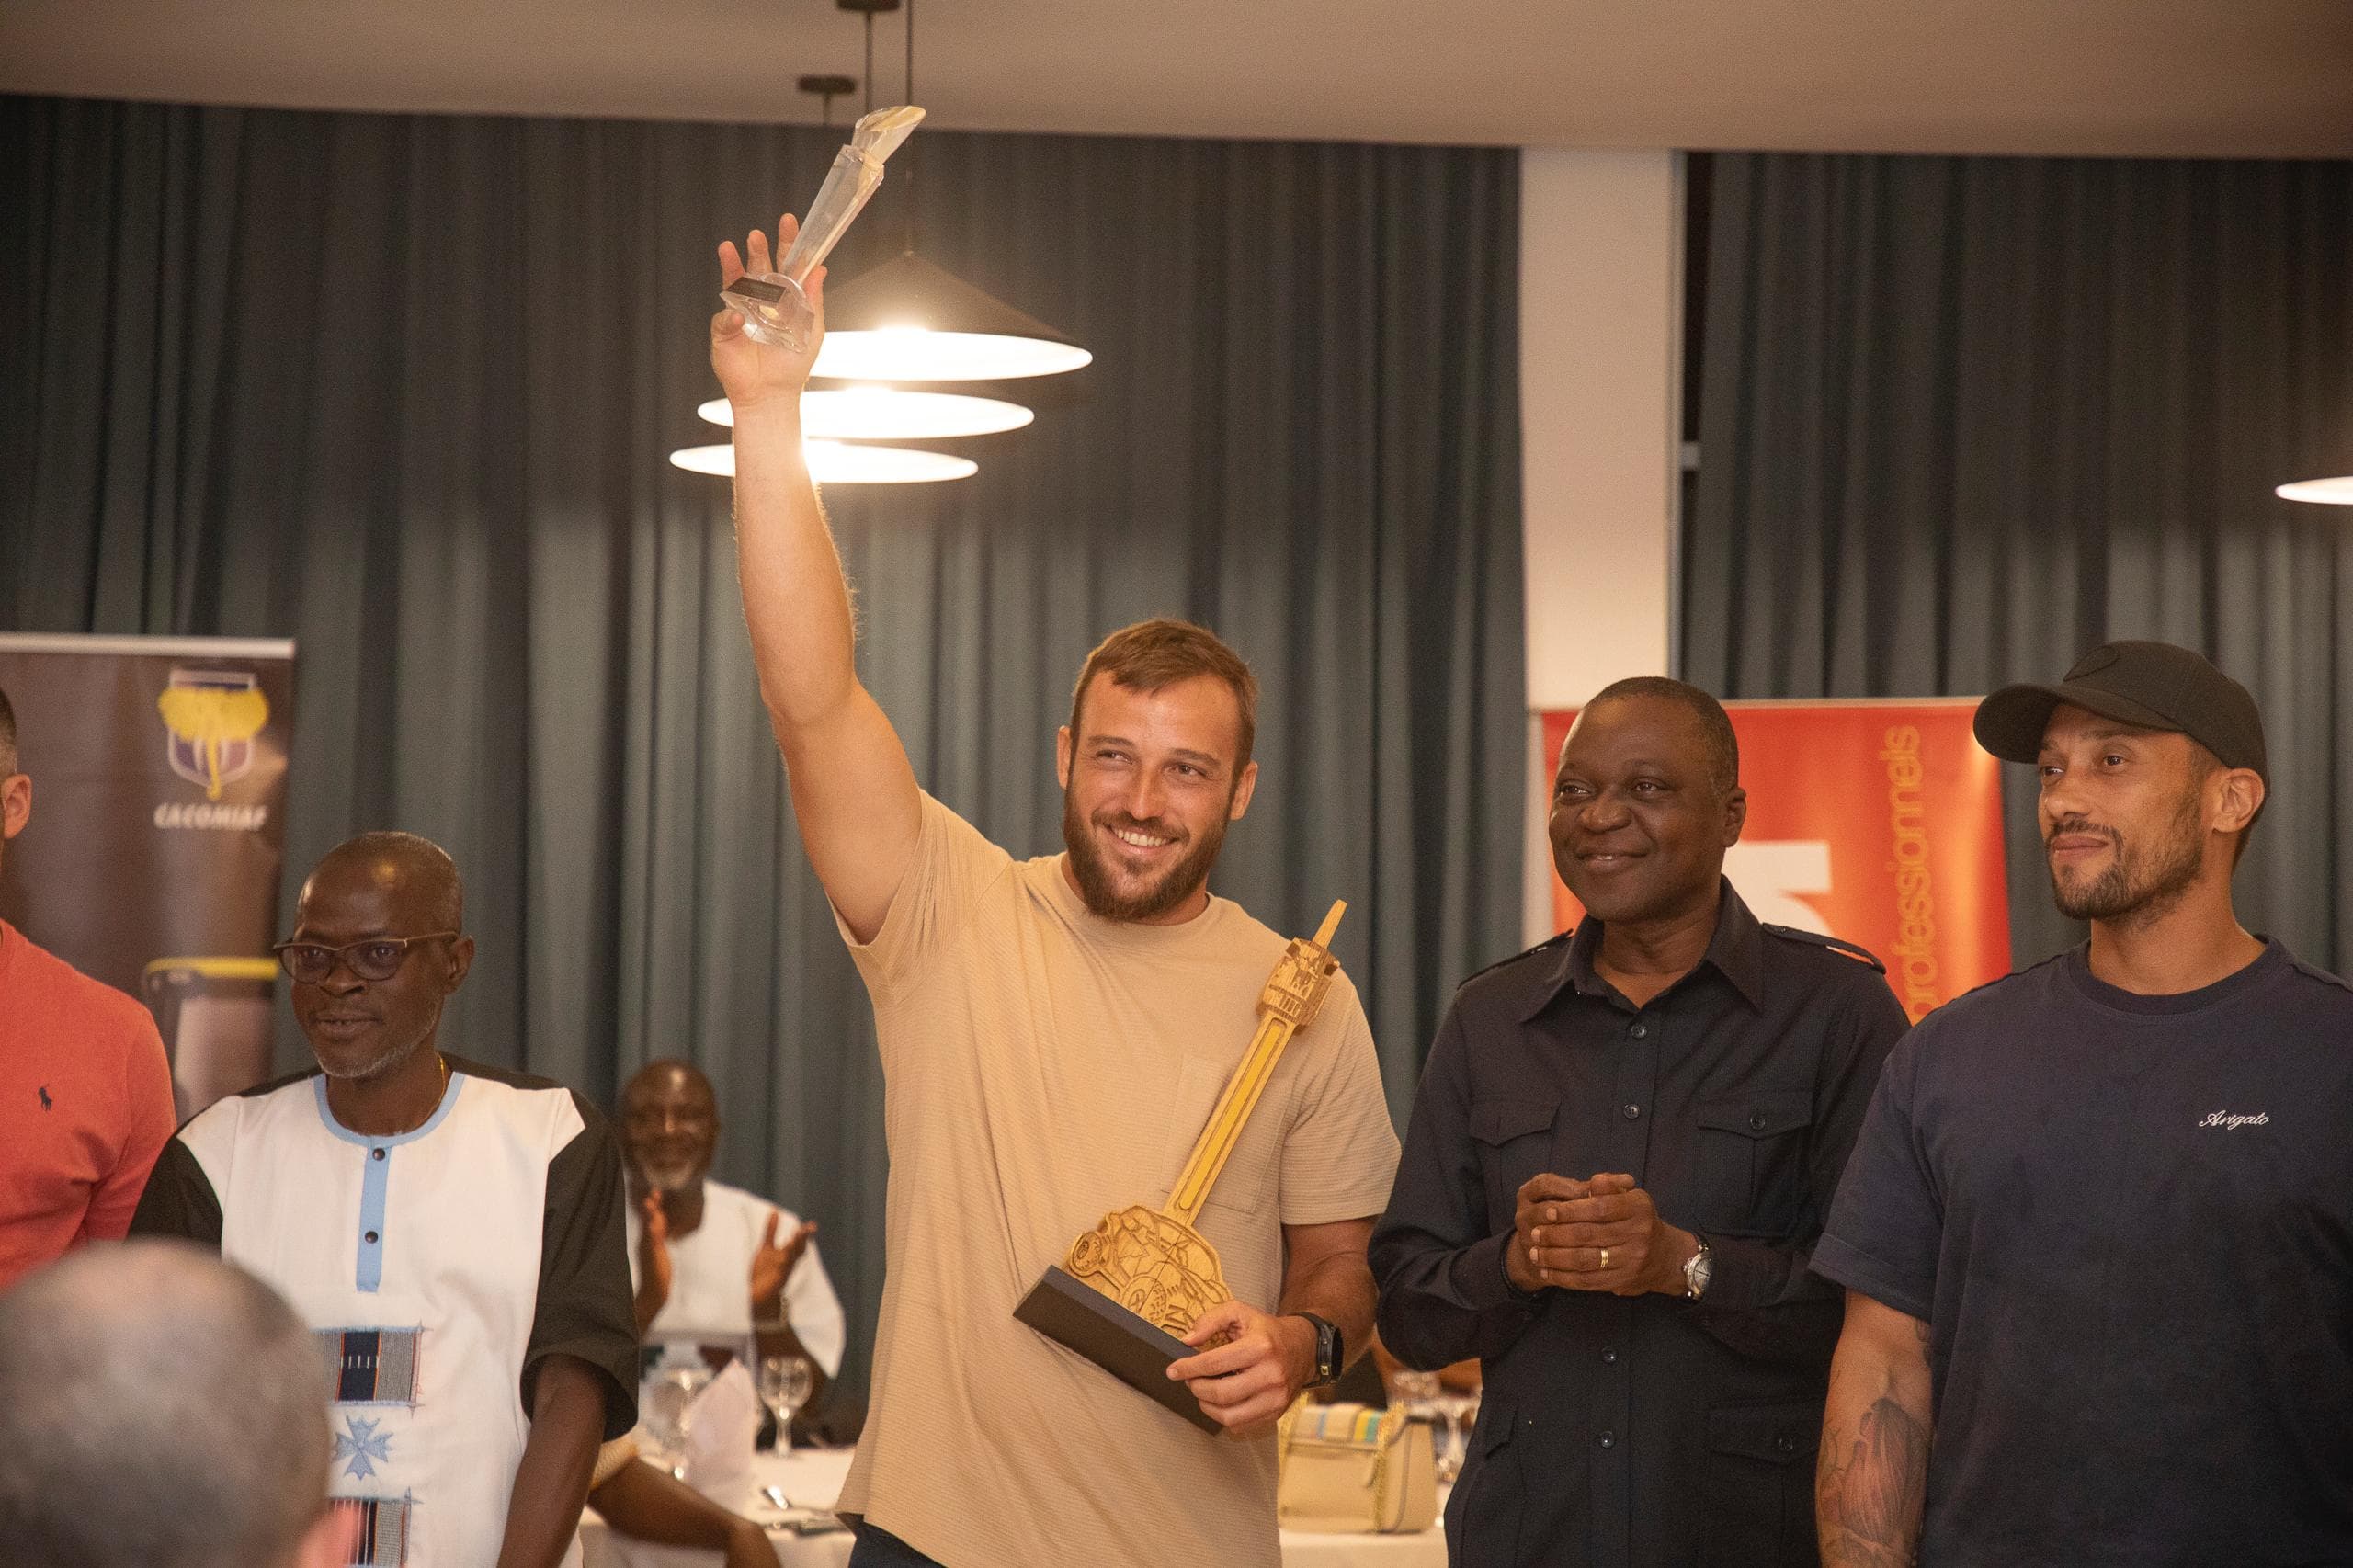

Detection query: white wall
xmin=1518 ymin=149 xmax=1684 ymax=945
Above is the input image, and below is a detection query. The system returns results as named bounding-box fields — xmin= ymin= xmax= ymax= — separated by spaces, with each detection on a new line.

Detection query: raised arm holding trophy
xmin=711 ymin=188 xmax=1400 ymax=1568
xmin=720 ymin=106 xmax=923 ymax=355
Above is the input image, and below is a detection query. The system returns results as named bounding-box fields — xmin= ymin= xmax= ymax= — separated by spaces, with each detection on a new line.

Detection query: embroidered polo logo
xmin=2199 ymin=1110 xmax=2269 ymax=1130
xmin=36 ymin=1085 xmax=51 ymax=1110
xmin=317 ymin=1328 xmax=422 ymax=1406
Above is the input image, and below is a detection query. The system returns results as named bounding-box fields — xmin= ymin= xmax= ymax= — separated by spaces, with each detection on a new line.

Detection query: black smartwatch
xmin=1296 ymin=1312 xmax=1343 ymax=1389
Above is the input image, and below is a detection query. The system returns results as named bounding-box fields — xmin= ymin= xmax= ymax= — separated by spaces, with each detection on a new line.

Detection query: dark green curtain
xmin=0 ymin=95 xmax=1527 ymax=1397
xmin=1686 ymin=152 xmax=2353 ymax=971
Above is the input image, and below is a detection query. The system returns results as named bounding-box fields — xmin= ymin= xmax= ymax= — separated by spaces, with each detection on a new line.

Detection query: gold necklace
xmin=419 ymin=1052 xmax=450 ymax=1123
xmin=392 ymin=1053 xmax=449 ymax=1136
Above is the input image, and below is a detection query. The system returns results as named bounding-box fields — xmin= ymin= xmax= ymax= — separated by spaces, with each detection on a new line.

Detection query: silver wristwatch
xmin=1682 ymin=1238 xmax=1713 ymax=1301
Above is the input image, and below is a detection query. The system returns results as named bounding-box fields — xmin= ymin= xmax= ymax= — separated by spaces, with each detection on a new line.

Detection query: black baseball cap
xmin=1973 ymin=640 xmax=2268 ymax=783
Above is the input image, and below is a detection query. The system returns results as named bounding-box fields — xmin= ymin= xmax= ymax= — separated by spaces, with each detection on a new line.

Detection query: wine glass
xmin=640 ymin=1365 xmax=708 ymax=1479
xmin=1388 ymin=1368 xmax=1441 ymax=1422
xmin=1434 ymin=1388 xmax=1481 ymax=1483
xmin=758 ymin=1354 xmax=816 ymax=1451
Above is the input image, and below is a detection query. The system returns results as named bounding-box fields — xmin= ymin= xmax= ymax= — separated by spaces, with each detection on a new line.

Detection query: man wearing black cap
xmin=1812 ymin=641 xmax=2353 ymax=1568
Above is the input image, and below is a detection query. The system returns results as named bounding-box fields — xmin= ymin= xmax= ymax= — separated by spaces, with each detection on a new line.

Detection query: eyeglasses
xmin=270 ymin=932 xmax=460 ymax=985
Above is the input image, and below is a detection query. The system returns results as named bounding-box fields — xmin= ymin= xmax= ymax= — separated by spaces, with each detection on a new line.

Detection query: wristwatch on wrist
xmin=1682 ymin=1237 xmax=1714 ymax=1301
xmin=1296 ymin=1312 xmax=1343 ymax=1389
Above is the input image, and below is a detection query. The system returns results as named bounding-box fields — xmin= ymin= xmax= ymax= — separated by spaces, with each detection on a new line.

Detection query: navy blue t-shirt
xmin=1815 ymin=939 xmax=2353 ymax=1567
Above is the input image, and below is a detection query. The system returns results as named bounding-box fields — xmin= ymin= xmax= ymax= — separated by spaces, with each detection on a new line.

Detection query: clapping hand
xmin=634 ymin=1189 xmax=675 ymax=1331
xmin=749 ymin=1211 xmax=818 ymax=1311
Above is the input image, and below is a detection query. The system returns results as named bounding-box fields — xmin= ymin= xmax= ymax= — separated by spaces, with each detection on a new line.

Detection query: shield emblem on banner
xmin=158 ymin=669 xmax=270 ymax=801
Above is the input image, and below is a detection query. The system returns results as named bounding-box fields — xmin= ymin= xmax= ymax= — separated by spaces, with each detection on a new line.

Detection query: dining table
xmin=577 ymin=1447 xmax=1449 ymax=1568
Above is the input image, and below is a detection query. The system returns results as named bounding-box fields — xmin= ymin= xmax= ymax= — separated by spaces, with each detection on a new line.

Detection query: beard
xmin=313 ymin=1029 xmax=424 ymax=1084
xmin=1062 ymin=787 xmax=1231 ymax=923
xmin=2048 ymin=786 xmax=2206 ymax=926
xmin=638 ymin=1158 xmax=702 ymax=1195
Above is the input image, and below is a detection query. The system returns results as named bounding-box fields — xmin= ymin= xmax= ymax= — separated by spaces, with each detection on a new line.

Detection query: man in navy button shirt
xmin=1814 ymin=641 xmax=2353 ymax=1568
xmin=1372 ymin=677 xmax=1909 ymax=1568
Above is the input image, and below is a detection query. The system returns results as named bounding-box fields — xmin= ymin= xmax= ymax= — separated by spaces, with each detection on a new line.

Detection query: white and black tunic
xmin=133 ymin=1058 xmax=637 ymax=1567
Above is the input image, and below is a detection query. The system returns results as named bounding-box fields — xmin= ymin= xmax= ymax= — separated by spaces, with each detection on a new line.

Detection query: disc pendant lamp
xmin=697 ymin=391 xmax=1033 ymax=439
xmin=813 ymin=0 xmax=1089 ymax=387
xmin=669 ymin=440 xmax=976 ymax=484
xmin=813 ymin=252 xmax=1092 ymax=382
xmin=2278 ymin=476 xmax=2353 ymax=505
xmin=671 ymin=0 xmax=1086 ymax=483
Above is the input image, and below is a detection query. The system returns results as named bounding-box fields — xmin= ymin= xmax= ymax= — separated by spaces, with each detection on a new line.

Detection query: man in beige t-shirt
xmin=708 ymin=215 xmax=1399 ymax=1568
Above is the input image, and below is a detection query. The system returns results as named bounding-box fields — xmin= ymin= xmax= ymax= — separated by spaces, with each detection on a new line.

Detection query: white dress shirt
xmin=627 ymin=1178 xmax=847 ymax=1378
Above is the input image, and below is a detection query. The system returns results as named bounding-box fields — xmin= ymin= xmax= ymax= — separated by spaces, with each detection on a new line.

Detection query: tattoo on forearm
xmin=1817 ymin=1396 xmax=1929 ymax=1568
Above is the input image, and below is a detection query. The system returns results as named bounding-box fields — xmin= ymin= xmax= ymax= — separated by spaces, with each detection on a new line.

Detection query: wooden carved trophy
xmin=1015 ymin=902 xmax=1348 ymax=1432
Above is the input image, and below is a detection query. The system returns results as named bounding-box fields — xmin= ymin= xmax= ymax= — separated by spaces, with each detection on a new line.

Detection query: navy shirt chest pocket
xmin=1469 ymin=1097 xmax=1558 ymax=1229
xmin=1690 ymin=1088 xmax=1814 ymax=1238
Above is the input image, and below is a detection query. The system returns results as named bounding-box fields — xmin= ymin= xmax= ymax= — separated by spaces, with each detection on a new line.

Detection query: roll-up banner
xmin=0 ymin=634 xmax=297 ymax=1116
xmin=1538 ymin=699 xmax=2009 ymax=1022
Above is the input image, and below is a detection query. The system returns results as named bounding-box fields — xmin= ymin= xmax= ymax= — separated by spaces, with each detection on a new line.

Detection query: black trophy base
xmin=1015 ymin=1267 xmax=1221 ymax=1434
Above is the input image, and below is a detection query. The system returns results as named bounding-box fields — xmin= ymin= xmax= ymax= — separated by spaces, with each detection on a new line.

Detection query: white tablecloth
xmin=578 ymin=1449 xmax=1446 ymax=1568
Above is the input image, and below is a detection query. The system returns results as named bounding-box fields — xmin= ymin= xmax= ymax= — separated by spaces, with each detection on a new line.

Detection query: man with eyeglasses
xmin=0 ymin=683 xmax=179 ymax=1289
xmin=132 ymin=831 xmax=638 ymax=1568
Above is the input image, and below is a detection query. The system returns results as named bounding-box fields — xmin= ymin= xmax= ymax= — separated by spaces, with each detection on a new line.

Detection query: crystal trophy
xmin=722 ymin=104 xmax=926 ymax=354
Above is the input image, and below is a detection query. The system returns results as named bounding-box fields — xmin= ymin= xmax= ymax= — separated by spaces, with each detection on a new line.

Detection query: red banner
xmin=1540 ymin=700 xmax=2009 ymax=1022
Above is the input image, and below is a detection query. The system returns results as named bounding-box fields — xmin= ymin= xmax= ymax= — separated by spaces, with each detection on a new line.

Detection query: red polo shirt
xmin=0 ymin=919 xmax=176 ymax=1288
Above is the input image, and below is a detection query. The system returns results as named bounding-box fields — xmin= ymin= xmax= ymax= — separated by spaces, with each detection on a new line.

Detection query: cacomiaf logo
xmin=157 ymin=669 xmax=269 ymax=801
xmin=2199 ymin=1110 xmax=2269 ymax=1130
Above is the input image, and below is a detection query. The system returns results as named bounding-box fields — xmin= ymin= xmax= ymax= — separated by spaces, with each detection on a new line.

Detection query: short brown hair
xmin=1068 ymin=619 xmax=1259 ymax=770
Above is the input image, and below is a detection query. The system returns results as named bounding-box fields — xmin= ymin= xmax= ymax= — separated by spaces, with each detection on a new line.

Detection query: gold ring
xmin=1598 ymin=1247 xmax=1610 ymax=1269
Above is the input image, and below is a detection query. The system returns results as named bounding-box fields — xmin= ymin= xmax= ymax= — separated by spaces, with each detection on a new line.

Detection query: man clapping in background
xmin=622 ymin=1059 xmax=847 ymax=1414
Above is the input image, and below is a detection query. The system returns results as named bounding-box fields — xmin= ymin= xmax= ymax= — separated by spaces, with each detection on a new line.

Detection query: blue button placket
xmin=357 ymin=1143 xmax=391 ymax=1291
xmin=312 ymin=1073 xmax=465 ymax=1297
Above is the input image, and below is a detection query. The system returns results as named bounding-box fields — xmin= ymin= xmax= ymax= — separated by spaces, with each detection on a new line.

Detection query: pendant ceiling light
xmin=697 ymin=388 xmax=1033 ymax=439
xmin=2277 ymin=476 xmax=2353 ymax=505
xmin=676 ymin=0 xmax=1081 ymax=483
xmin=814 ymin=253 xmax=1091 ymax=381
xmin=670 ymin=440 xmax=976 ymax=484
xmin=818 ymin=0 xmax=1089 ymax=384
